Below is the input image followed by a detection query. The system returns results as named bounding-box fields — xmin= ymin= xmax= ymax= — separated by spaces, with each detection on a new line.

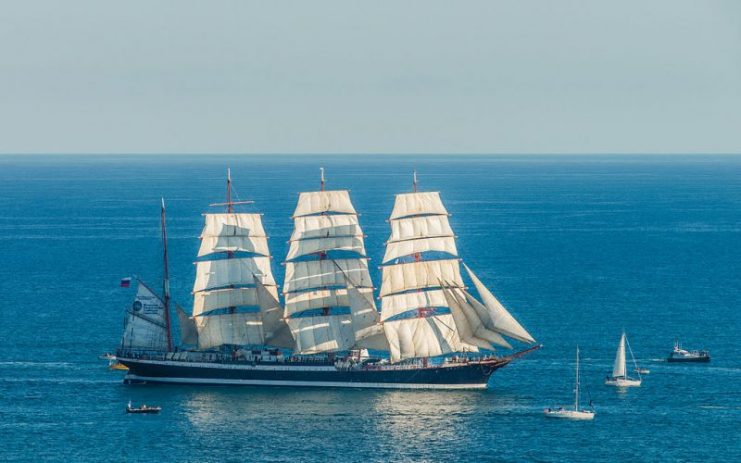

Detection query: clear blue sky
xmin=1 ymin=1 xmax=739 ymax=154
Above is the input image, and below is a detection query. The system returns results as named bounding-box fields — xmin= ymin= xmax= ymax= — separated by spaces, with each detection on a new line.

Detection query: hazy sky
xmin=1 ymin=1 xmax=739 ymax=154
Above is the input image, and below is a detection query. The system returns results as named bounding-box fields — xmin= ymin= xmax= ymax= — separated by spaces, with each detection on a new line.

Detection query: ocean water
xmin=0 ymin=154 xmax=739 ymax=462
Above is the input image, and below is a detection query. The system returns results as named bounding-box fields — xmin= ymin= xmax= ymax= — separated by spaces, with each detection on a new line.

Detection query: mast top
xmin=413 ymin=170 xmax=418 ymax=192
xmin=210 ymin=168 xmax=254 ymax=210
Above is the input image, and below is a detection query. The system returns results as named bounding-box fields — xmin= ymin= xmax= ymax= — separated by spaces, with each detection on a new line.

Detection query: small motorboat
xmin=99 ymin=353 xmax=116 ymax=360
xmin=635 ymin=367 xmax=650 ymax=375
xmin=544 ymin=347 xmax=595 ymax=420
xmin=126 ymin=401 xmax=161 ymax=414
xmin=667 ymin=341 xmax=710 ymax=363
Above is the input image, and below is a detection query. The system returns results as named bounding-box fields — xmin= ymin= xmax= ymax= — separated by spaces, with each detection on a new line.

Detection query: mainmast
xmin=161 ymin=198 xmax=173 ymax=352
xmin=575 ymin=346 xmax=580 ymax=411
xmin=282 ymin=168 xmax=378 ymax=354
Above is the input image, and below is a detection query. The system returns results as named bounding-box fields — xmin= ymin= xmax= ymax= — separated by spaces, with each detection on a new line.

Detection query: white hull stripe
xmin=125 ymin=374 xmax=488 ymax=390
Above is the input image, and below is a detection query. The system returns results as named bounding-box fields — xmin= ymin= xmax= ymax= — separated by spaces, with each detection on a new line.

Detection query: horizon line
xmin=1 ymin=152 xmax=740 ymax=157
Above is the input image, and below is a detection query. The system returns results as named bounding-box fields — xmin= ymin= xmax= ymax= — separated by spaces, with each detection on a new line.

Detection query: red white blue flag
xmin=120 ymin=277 xmax=132 ymax=288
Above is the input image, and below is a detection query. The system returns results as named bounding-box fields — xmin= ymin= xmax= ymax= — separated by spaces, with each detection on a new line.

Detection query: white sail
xmin=463 ymin=264 xmax=536 ymax=344
xmin=389 ymin=192 xmax=449 ymax=220
xmin=193 ymin=287 xmax=259 ymax=316
xmin=380 ymin=259 xmax=463 ymax=297
xmin=383 ymin=314 xmax=470 ymax=363
xmin=389 ymin=215 xmax=454 ymax=243
xmin=383 ymin=236 xmax=458 ymax=263
xmin=346 ymin=283 xmax=381 ymax=333
xmin=380 ymin=289 xmax=449 ymax=321
xmin=120 ymin=282 xmax=168 ymax=352
xmin=283 ymin=286 xmax=375 ymax=315
xmin=292 ymin=190 xmax=357 ymax=217
xmin=286 ymin=235 xmax=366 ymax=261
xmin=193 ymin=257 xmax=275 ymax=293
xmin=254 ymin=277 xmax=293 ymax=348
xmin=198 ymin=212 xmax=269 ymax=257
xmin=290 ymin=214 xmax=361 ymax=241
xmin=194 ymin=312 xmax=264 ymax=349
xmin=612 ymin=333 xmax=627 ymax=378
xmin=176 ymin=304 xmax=199 ymax=346
xmin=443 ymin=284 xmax=512 ymax=348
xmin=283 ymin=259 xmax=372 ymax=294
xmin=286 ymin=315 xmax=354 ymax=354
xmin=201 ymin=213 xmax=267 ymax=237
xmin=198 ymin=235 xmax=270 ymax=257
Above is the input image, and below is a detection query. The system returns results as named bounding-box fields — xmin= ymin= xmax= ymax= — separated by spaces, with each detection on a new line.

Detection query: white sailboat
xmin=605 ymin=331 xmax=642 ymax=387
xmin=544 ymin=347 xmax=595 ymax=420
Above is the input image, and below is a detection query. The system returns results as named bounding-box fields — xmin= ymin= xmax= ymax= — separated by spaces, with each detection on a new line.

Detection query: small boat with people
xmin=545 ymin=347 xmax=595 ymax=420
xmin=667 ymin=341 xmax=710 ymax=363
xmin=126 ymin=401 xmax=161 ymax=414
xmin=605 ymin=331 xmax=642 ymax=387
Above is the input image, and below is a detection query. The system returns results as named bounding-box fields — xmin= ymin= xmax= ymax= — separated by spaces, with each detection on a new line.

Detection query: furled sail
xmin=192 ymin=207 xmax=284 ymax=349
xmin=612 ymin=333 xmax=627 ymax=378
xmin=120 ymin=281 xmax=169 ymax=352
xmin=463 ymin=264 xmax=536 ymax=344
xmin=283 ymin=181 xmax=378 ymax=354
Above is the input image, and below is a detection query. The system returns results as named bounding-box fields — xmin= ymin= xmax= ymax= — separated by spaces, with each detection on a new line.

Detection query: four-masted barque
xmin=116 ymin=169 xmax=540 ymax=389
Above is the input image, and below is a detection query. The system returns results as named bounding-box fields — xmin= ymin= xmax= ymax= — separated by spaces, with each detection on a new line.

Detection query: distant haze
xmin=1 ymin=1 xmax=739 ymax=154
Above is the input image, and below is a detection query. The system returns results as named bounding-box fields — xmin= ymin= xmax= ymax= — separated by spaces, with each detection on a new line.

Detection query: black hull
xmin=119 ymin=357 xmax=511 ymax=389
xmin=667 ymin=356 xmax=710 ymax=363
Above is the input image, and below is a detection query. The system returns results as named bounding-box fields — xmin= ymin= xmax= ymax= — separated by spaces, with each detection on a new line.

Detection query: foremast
xmin=379 ymin=172 xmax=537 ymax=363
xmin=191 ymin=169 xmax=291 ymax=350
xmin=283 ymin=168 xmax=379 ymax=354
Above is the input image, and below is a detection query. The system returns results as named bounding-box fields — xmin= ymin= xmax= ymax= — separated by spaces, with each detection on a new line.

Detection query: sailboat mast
xmin=320 ymin=167 xmax=325 ymax=192
xmin=575 ymin=346 xmax=580 ymax=411
xmin=161 ymin=198 xmax=173 ymax=352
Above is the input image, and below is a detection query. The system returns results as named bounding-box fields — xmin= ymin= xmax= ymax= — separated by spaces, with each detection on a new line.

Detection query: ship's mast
xmin=226 ymin=167 xmax=234 ymax=213
xmin=161 ymin=198 xmax=173 ymax=352
xmin=319 ymin=167 xmax=329 ymax=315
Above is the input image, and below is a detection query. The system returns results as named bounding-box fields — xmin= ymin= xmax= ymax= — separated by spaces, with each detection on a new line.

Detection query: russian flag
xmin=120 ymin=277 xmax=132 ymax=288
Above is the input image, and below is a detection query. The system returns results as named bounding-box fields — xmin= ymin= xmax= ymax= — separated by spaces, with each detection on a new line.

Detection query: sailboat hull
xmin=118 ymin=356 xmax=514 ymax=389
xmin=605 ymin=377 xmax=641 ymax=387
xmin=544 ymin=409 xmax=595 ymax=420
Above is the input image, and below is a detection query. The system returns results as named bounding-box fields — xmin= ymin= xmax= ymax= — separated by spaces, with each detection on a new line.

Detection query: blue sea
xmin=0 ymin=155 xmax=739 ymax=462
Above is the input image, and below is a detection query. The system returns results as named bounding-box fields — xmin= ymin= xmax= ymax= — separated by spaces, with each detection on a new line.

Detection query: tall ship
xmin=115 ymin=170 xmax=540 ymax=389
